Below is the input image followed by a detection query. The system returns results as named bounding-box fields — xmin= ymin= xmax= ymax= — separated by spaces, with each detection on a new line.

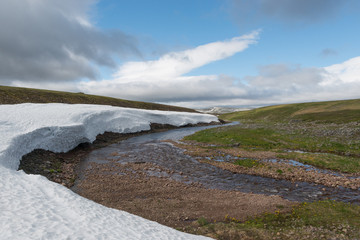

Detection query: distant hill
xmin=221 ymin=99 xmax=360 ymax=123
xmin=0 ymin=85 xmax=196 ymax=113
xmin=197 ymin=106 xmax=251 ymax=115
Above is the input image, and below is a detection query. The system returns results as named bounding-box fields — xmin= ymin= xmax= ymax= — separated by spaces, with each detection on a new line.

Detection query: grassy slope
xmin=0 ymin=85 xmax=196 ymax=112
xmin=221 ymin=99 xmax=360 ymax=123
xmin=187 ymin=99 xmax=360 ymax=173
xmin=185 ymin=100 xmax=360 ymax=238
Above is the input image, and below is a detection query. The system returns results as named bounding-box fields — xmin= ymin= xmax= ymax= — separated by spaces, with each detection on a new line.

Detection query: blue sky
xmin=1 ymin=0 xmax=360 ymax=108
xmin=94 ymin=0 xmax=360 ymax=79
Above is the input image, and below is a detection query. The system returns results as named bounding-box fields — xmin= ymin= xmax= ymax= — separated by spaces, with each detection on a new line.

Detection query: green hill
xmin=0 ymin=85 xmax=196 ymax=112
xmin=221 ymin=99 xmax=360 ymax=123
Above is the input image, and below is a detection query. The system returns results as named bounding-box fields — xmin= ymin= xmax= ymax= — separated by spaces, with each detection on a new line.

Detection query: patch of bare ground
xmin=74 ymin=161 xmax=293 ymax=229
xmin=173 ymin=140 xmax=360 ymax=190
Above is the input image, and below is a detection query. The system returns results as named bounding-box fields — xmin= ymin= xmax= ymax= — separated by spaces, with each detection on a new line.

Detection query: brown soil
xmin=75 ymin=161 xmax=293 ymax=229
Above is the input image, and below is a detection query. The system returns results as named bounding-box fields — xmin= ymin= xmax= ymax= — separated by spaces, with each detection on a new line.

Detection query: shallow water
xmin=212 ymin=155 xmax=360 ymax=179
xmin=81 ymin=124 xmax=360 ymax=204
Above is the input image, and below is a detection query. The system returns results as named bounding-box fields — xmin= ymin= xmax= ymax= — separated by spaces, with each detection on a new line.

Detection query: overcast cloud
xmin=230 ymin=57 xmax=360 ymax=108
xmin=0 ymin=0 xmax=138 ymax=83
xmin=228 ymin=0 xmax=347 ymax=28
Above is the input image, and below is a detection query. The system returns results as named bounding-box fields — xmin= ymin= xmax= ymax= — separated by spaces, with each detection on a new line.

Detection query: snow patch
xmin=0 ymin=103 xmax=216 ymax=239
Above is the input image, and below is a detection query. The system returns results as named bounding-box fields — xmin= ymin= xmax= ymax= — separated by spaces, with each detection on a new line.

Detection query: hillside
xmin=0 ymin=85 xmax=196 ymax=112
xmin=183 ymin=98 xmax=360 ymax=238
xmin=221 ymin=99 xmax=360 ymax=123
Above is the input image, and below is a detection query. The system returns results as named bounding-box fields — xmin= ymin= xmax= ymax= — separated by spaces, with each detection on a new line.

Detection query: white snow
xmin=0 ymin=103 xmax=217 ymax=240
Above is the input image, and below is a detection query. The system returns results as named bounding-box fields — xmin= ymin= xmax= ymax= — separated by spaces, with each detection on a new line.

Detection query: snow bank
xmin=0 ymin=103 xmax=216 ymax=239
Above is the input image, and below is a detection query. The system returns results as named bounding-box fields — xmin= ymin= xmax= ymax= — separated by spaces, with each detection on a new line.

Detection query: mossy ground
xmin=185 ymin=201 xmax=360 ymax=239
xmin=185 ymin=122 xmax=360 ymax=173
xmin=0 ymin=85 xmax=195 ymax=112
xmin=221 ymin=98 xmax=360 ymax=124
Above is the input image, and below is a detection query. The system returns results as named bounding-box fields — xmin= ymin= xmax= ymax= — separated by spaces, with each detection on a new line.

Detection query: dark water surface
xmin=81 ymin=123 xmax=360 ymax=203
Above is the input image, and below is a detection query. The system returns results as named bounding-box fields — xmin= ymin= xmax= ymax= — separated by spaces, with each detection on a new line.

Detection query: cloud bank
xmin=77 ymin=28 xmax=360 ymax=108
xmin=78 ymin=31 xmax=260 ymax=103
xmin=0 ymin=0 xmax=138 ymax=84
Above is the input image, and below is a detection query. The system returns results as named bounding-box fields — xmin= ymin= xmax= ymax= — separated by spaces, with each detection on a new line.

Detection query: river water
xmin=81 ymin=123 xmax=360 ymax=203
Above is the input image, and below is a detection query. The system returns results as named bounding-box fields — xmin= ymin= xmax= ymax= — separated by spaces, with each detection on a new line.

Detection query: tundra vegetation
xmin=0 ymin=85 xmax=195 ymax=112
xmin=184 ymin=99 xmax=360 ymax=239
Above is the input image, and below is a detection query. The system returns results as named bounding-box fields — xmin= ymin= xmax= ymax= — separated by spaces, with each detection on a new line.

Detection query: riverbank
xmin=19 ymin=122 xmax=296 ymax=238
xmin=178 ymin=101 xmax=360 ymax=238
xmin=19 ymin=122 xmax=220 ymax=187
xmin=172 ymin=140 xmax=360 ymax=191
xmin=75 ymin=160 xmax=292 ymax=230
xmin=17 ymin=121 xmax=360 ymax=239
xmin=184 ymin=121 xmax=360 ymax=189
xmin=19 ymin=131 xmax=147 ymax=187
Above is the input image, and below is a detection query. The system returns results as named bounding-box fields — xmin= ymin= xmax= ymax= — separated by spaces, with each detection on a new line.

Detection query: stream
xmin=79 ymin=123 xmax=360 ymax=203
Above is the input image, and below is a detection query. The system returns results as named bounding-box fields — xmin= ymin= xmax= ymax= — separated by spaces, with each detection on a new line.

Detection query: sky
xmin=1 ymin=0 xmax=360 ymax=108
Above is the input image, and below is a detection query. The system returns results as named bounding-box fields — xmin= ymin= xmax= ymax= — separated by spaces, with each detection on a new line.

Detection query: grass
xmin=0 ymin=85 xmax=196 ymax=112
xmin=186 ymin=201 xmax=360 ymax=239
xmin=185 ymin=124 xmax=360 ymax=155
xmin=185 ymin=123 xmax=360 ymax=173
xmin=182 ymin=99 xmax=360 ymax=238
xmin=221 ymin=98 xmax=360 ymax=124
xmin=234 ymin=158 xmax=260 ymax=168
xmin=277 ymin=152 xmax=360 ymax=173
xmin=197 ymin=217 xmax=209 ymax=226
xmin=242 ymin=200 xmax=360 ymax=231
xmin=184 ymin=126 xmax=282 ymax=150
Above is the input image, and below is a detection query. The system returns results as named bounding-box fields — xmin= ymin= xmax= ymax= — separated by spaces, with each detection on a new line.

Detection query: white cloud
xmin=77 ymin=29 xmax=360 ymax=108
xmin=112 ymin=31 xmax=259 ymax=82
xmin=240 ymin=56 xmax=360 ymax=107
xmin=78 ymin=31 xmax=260 ymax=104
xmin=322 ymin=56 xmax=360 ymax=85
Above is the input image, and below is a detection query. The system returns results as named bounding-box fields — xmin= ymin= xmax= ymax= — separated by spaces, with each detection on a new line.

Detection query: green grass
xmin=185 ymin=125 xmax=360 ymax=155
xmin=186 ymin=201 xmax=360 ymax=239
xmin=197 ymin=217 xmax=209 ymax=226
xmin=0 ymin=85 xmax=196 ymax=112
xmin=243 ymin=201 xmax=360 ymax=230
xmin=298 ymin=109 xmax=360 ymax=123
xmin=221 ymin=99 xmax=360 ymax=123
xmin=184 ymin=126 xmax=282 ymax=150
xmin=234 ymin=158 xmax=260 ymax=168
xmin=185 ymin=124 xmax=360 ymax=173
xmin=278 ymin=152 xmax=360 ymax=173
xmin=182 ymin=99 xmax=360 ymax=238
